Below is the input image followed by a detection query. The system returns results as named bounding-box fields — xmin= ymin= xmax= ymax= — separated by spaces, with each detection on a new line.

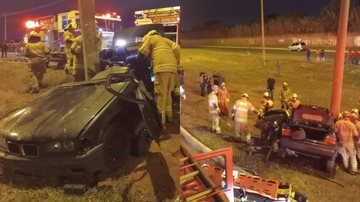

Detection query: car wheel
xmin=103 ymin=124 xmax=130 ymax=172
xmin=130 ymin=122 xmax=152 ymax=157
xmin=325 ymin=157 xmax=336 ymax=178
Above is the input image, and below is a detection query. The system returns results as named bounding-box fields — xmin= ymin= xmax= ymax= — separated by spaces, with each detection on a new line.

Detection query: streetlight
xmin=4 ymin=13 xmax=7 ymax=42
xmin=260 ymin=0 xmax=266 ymax=66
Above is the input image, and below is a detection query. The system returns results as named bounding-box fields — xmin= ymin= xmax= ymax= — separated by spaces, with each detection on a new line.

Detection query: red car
xmin=257 ymin=105 xmax=337 ymax=177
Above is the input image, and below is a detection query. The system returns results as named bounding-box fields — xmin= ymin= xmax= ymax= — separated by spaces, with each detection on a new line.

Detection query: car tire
xmin=103 ymin=124 xmax=130 ymax=172
xmin=130 ymin=121 xmax=152 ymax=157
xmin=325 ymin=157 xmax=336 ymax=178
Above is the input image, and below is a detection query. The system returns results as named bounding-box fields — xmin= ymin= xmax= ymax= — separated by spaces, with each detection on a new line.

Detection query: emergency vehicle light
xmin=25 ymin=20 xmax=40 ymax=29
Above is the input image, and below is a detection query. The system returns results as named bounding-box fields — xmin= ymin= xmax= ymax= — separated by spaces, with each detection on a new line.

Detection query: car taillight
xmin=324 ymin=134 xmax=337 ymax=145
xmin=282 ymin=128 xmax=291 ymax=137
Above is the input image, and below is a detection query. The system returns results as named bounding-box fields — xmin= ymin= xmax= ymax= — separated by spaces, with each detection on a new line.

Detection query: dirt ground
xmin=180 ymin=47 xmax=360 ymax=202
xmin=0 ymin=60 xmax=179 ymax=202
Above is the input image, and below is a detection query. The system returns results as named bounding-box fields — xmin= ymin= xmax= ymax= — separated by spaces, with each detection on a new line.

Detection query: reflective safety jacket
xmin=24 ymin=42 xmax=49 ymax=64
xmin=232 ymin=98 xmax=256 ymax=123
xmin=139 ymin=34 xmax=180 ymax=74
xmin=335 ymin=119 xmax=358 ymax=145
xmin=279 ymin=87 xmax=291 ymax=102
xmin=208 ymin=92 xmax=219 ymax=113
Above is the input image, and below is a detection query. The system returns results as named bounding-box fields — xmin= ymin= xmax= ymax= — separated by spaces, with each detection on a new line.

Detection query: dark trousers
xmin=1 ymin=49 xmax=7 ymax=58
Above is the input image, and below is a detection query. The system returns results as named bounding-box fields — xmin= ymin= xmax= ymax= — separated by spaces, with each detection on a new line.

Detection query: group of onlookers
xmin=306 ymin=49 xmax=326 ymax=62
xmin=346 ymin=49 xmax=360 ymax=65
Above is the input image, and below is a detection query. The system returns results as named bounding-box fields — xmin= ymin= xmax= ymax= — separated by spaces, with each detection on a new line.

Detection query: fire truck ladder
xmin=180 ymin=142 xmax=229 ymax=202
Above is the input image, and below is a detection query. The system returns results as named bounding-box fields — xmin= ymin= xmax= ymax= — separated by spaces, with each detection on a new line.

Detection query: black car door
xmin=135 ymin=82 xmax=162 ymax=140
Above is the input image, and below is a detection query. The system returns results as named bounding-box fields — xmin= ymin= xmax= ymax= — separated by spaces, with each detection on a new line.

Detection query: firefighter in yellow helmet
xmin=232 ymin=93 xmax=259 ymax=144
xmin=279 ymin=82 xmax=291 ymax=109
xmin=259 ymin=91 xmax=274 ymax=117
xmin=209 ymin=85 xmax=221 ymax=134
xmin=287 ymin=93 xmax=301 ymax=113
xmin=138 ymin=30 xmax=180 ymax=128
xmin=24 ymin=31 xmax=50 ymax=93
xmin=63 ymin=22 xmax=76 ymax=75
xmin=70 ymin=35 xmax=85 ymax=81
xmin=335 ymin=111 xmax=359 ymax=175
xmin=94 ymin=20 xmax=102 ymax=51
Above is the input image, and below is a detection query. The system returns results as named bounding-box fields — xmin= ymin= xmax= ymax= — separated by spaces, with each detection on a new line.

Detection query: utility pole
xmin=260 ymin=0 xmax=266 ymax=66
xmin=4 ymin=13 xmax=7 ymax=41
xmin=78 ymin=0 xmax=99 ymax=80
xmin=330 ymin=0 xmax=350 ymax=117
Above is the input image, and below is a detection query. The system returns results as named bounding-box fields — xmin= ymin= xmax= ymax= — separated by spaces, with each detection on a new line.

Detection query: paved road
xmin=185 ymin=45 xmax=337 ymax=63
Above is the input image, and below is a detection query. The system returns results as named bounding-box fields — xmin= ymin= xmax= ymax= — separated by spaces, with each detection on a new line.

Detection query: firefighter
xmin=350 ymin=110 xmax=360 ymax=161
xmin=232 ymin=93 xmax=258 ymax=144
xmin=335 ymin=111 xmax=359 ymax=175
xmin=279 ymin=82 xmax=291 ymax=109
xmin=70 ymin=35 xmax=85 ymax=81
xmin=209 ymin=85 xmax=221 ymax=134
xmin=287 ymin=93 xmax=301 ymax=112
xmin=259 ymin=92 xmax=274 ymax=117
xmin=95 ymin=20 xmax=102 ymax=51
xmin=24 ymin=31 xmax=50 ymax=94
xmin=1 ymin=40 xmax=8 ymax=58
xmin=138 ymin=30 xmax=180 ymax=128
xmin=218 ymin=82 xmax=230 ymax=116
xmin=63 ymin=22 xmax=76 ymax=75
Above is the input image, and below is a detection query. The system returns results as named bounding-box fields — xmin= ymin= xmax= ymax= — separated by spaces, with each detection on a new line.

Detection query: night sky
xmin=180 ymin=0 xmax=360 ymax=30
xmin=0 ymin=0 xmax=179 ymax=41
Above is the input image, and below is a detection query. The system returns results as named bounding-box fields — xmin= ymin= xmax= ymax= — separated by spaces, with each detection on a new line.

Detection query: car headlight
xmin=63 ymin=140 xmax=74 ymax=151
xmin=49 ymin=141 xmax=61 ymax=152
xmin=46 ymin=140 xmax=75 ymax=153
xmin=115 ymin=39 xmax=127 ymax=47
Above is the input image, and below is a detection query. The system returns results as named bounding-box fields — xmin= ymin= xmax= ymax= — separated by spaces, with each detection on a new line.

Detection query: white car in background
xmin=288 ymin=41 xmax=307 ymax=51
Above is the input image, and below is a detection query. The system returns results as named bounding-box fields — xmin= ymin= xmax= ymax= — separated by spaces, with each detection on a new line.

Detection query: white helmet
xmin=264 ymin=92 xmax=269 ymax=97
xmin=242 ymin=93 xmax=249 ymax=99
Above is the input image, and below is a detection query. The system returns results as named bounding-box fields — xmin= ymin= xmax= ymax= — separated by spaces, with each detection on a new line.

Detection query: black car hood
xmin=0 ymin=81 xmax=126 ymax=142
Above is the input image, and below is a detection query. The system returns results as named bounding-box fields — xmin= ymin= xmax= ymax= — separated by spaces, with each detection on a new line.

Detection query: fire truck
xmin=25 ymin=10 xmax=122 ymax=68
xmin=134 ymin=6 xmax=180 ymax=44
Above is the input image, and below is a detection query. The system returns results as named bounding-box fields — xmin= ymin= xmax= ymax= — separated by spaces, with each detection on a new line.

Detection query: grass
xmin=180 ymin=47 xmax=360 ymax=202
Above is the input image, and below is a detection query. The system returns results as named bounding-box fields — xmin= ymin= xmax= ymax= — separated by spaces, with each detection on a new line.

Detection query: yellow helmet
xmin=283 ymin=82 xmax=288 ymax=86
xmin=29 ymin=31 xmax=39 ymax=37
xmin=242 ymin=93 xmax=249 ymax=99
xmin=292 ymin=93 xmax=298 ymax=98
xmin=351 ymin=108 xmax=359 ymax=115
xmin=221 ymin=82 xmax=226 ymax=87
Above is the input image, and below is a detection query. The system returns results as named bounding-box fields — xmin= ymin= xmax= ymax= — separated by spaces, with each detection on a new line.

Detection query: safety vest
xmin=208 ymin=92 xmax=219 ymax=113
xmin=138 ymin=34 xmax=180 ymax=74
xmin=233 ymin=99 xmax=255 ymax=123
